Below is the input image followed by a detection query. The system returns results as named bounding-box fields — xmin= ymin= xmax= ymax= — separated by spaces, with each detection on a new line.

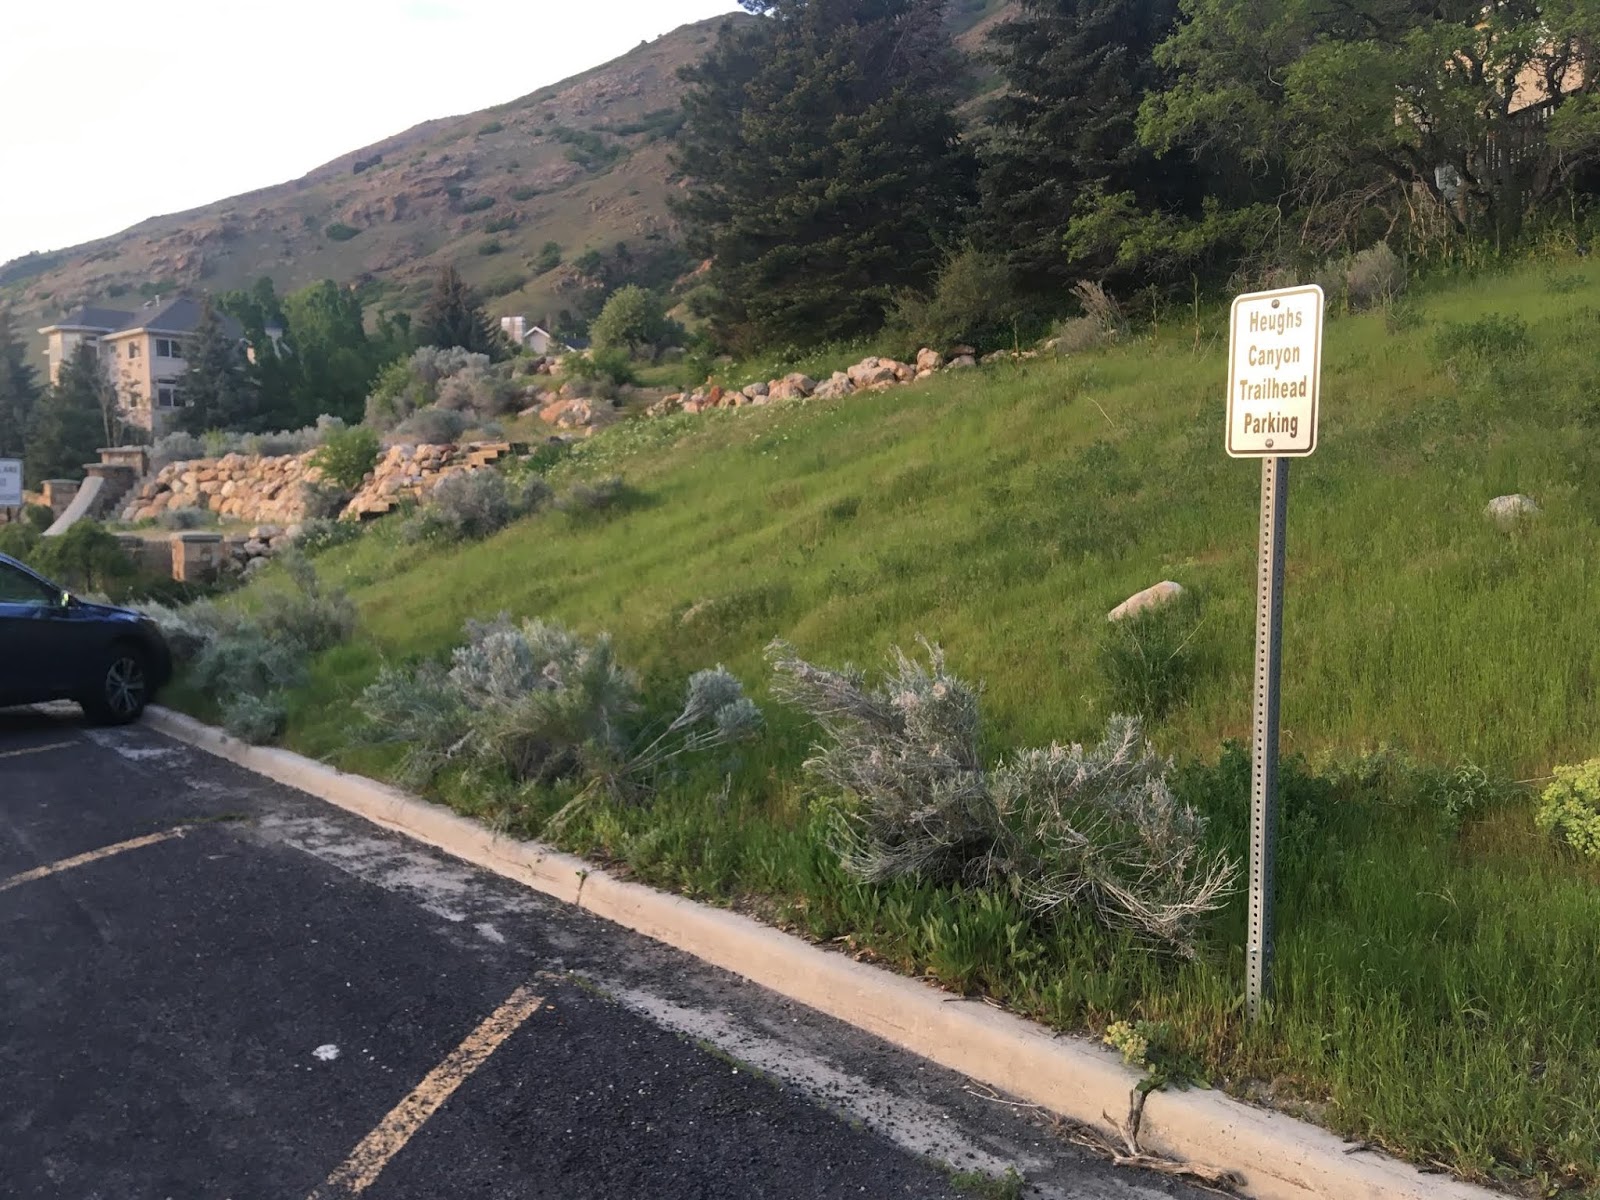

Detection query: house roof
xmin=40 ymin=305 xmax=134 ymax=334
xmin=41 ymin=296 xmax=243 ymax=341
xmin=110 ymin=296 xmax=244 ymax=340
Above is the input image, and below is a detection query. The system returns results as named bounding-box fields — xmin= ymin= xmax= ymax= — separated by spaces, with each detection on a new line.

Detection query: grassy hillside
xmin=1 ymin=2 xmax=1015 ymax=350
xmin=296 ymin=259 xmax=1600 ymax=776
xmin=226 ymin=255 xmax=1600 ymax=1193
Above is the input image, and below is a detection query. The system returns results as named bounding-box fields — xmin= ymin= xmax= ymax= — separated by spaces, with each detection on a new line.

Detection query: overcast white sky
xmin=0 ymin=0 xmax=741 ymax=267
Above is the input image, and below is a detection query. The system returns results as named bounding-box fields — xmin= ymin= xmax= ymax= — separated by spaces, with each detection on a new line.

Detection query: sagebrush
xmin=357 ymin=615 xmax=760 ymax=809
xmin=767 ymin=638 xmax=1238 ymax=952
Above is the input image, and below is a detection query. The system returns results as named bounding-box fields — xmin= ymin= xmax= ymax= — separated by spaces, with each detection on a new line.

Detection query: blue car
xmin=0 ymin=552 xmax=173 ymax=724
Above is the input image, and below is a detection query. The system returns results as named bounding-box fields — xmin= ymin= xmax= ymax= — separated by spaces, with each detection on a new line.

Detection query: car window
xmin=0 ymin=563 xmax=59 ymax=607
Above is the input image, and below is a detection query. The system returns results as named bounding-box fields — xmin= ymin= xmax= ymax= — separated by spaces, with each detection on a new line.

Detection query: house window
xmin=155 ymin=337 xmax=183 ymax=359
xmin=157 ymin=385 xmax=184 ymax=408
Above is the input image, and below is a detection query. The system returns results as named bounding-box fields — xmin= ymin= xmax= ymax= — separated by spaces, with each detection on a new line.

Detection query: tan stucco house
xmin=38 ymin=296 xmax=244 ymax=436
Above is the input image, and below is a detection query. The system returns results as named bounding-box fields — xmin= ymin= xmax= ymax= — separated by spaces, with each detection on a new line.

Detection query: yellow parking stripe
xmin=0 ymin=741 xmax=76 ymax=761
xmin=308 ymin=984 xmax=545 ymax=1198
xmin=0 ymin=826 xmax=187 ymax=893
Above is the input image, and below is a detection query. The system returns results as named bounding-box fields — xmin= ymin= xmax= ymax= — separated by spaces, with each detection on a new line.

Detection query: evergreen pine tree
xmin=0 ymin=309 xmax=40 ymax=459
xmin=976 ymin=0 xmax=1198 ymax=299
xmin=416 ymin=266 xmax=502 ymax=358
xmin=674 ymin=0 xmax=976 ymax=351
xmin=25 ymin=341 xmax=106 ymax=486
xmin=177 ymin=297 xmax=259 ymax=434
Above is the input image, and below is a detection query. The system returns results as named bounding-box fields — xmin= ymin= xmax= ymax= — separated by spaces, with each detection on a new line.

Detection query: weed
xmin=1099 ymin=591 xmax=1203 ymax=721
xmin=946 ymin=1166 xmax=1024 ymax=1200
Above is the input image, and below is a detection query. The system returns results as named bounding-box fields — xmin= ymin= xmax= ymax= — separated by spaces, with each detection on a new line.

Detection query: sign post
xmin=1226 ymin=284 xmax=1324 ymax=1021
xmin=0 ymin=458 xmax=21 ymax=516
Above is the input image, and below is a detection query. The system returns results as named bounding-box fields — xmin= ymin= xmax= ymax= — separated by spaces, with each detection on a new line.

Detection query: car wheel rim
xmin=106 ymin=657 xmax=146 ymax=718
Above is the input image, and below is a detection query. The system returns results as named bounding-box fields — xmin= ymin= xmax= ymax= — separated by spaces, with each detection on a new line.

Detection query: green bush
xmin=325 ymin=223 xmax=361 ymax=242
xmin=291 ymin=516 xmax=362 ymax=556
xmin=535 ymin=241 xmax=562 ymax=271
xmin=484 ymin=214 xmax=517 ymax=234
xmin=1099 ymin=590 xmax=1203 ymax=721
xmin=510 ymin=185 xmax=541 ymax=202
xmin=563 ymin=347 xmax=636 ymax=386
xmin=0 ymin=522 xmax=41 ymax=560
xmin=478 ymin=239 xmax=504 ymax=256
xmin=1536 ymin=759 xmax=1600 ymax=858
xmin=32 ymin=521 xmax=137 ymax=596
xmin=460 ymin=195 xmax=496 ymax=213
xmin=883 ymin=246 xmax=1030 ymax=355
xmin=23 ymin=503 xmax=53 ymax=531
xmin=311 ymin=425 xmax=381 ymax=490
xmin=477 ymin=120 xmax=504 ymax=135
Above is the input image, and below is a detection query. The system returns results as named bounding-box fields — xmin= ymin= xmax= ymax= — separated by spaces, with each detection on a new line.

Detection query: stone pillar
xmin=171 ymin=532 xmax=225 ymax=583
xmin=98 ymin=446 xmax=151 ymax=476
xmin=41 ymin=480 xmax=79 ymax=516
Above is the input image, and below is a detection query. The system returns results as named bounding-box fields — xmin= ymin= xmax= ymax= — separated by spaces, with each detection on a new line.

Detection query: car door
xmin=0 ymin=560 xmax=67 ymax=704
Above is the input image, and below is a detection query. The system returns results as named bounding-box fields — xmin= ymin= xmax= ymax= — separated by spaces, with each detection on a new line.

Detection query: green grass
xmin=216 ymin=257 xmax=1600 ymax=1194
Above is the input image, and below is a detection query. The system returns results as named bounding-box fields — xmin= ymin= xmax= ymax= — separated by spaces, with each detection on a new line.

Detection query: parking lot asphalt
xmin=0 ymin=707 xmax=1208 ymax=1200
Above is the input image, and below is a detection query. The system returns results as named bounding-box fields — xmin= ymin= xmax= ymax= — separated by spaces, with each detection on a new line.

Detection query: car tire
xmin=82 ymin=644 xmax=150 ymax=725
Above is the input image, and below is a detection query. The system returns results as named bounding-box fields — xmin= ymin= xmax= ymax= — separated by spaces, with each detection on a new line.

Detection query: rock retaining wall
xmin=121 ymin=441 xmax=523 ymax=526
xmin=644 ymin=346 xmax=1029 ymax=419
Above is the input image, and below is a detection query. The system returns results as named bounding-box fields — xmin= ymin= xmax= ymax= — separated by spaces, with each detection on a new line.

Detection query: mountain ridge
xmin=3 ymin=3 xmax=1013 ymax=348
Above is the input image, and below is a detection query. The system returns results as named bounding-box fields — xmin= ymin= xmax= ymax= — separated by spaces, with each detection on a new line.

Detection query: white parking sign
xmin=1226 ymin=284 xmax=1324 ymax=457
xmin=0 ymin=458 xmax=21 ymax=508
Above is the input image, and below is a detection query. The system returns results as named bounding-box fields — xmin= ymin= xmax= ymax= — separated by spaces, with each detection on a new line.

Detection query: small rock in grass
xmin=1107 ymin=580 xmax=1185 ymax=622
xmin=1485 ymin=494 xmax=1539 ymax=526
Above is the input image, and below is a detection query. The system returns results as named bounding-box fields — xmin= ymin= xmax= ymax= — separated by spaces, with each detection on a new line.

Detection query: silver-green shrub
xmin=391 ymin=406 xmax=469 ymax=445
xmin=357 ymin=619 xmax=762 ymax=805
xmin=768 ymin=639 xmax=1238 ymax=953
xmin=139 ymin=555 xmax=356 ymax=745
xmin=365 ymin=347 xmax=524 ymax=429
xmin=402 ymin=469 xmax=552 ymax=543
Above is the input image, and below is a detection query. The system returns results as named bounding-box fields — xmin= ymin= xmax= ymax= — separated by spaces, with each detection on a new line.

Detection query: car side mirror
xmin=59 ymin=590 xmax=73 ymax=609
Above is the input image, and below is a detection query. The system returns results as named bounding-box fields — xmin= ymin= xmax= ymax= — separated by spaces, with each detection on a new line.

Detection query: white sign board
xmin=1226 ymin=284 xmax=1324 ymax=457
xmin=0 ymin=458 xmax=21 ymax=508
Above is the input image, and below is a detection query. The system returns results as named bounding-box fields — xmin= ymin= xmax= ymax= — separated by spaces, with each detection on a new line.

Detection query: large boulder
xmin=916 ymin=347 xmax=944 ymax=373
xmin=768 ymin=373 xmax=816 ymax=402
xmin=813 ymin=371 xmax=856 ymax=400
xmin=847 ymin=358 xmax=899 ymax=388
xmin=946 ymin=354 xmax=977 ymax=370
xmin=1107 ymin=580 xmax=1186 ymax=622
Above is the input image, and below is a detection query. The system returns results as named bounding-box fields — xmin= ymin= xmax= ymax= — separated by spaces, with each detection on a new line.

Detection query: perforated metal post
xmin=1247 ymin=455 xmax=1290 ymax=1022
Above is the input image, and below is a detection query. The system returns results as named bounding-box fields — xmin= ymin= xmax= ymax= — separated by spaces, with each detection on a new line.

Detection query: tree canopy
xmin=416 ymin=266 xmax=504 ymax=359
xmin=25 ymin=341 xmax=106 ymax=486
xmin=176 ymin=297 xmax=259 ymax=434
xmin=674 ymin=0 xmax=976 ymax=351
xmin=0 ymin=310 xmax=39 ymax=460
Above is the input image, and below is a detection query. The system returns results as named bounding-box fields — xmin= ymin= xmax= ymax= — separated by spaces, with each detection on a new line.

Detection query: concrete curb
xmin=146 ymin=706 xmax=1497 ymax=1200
